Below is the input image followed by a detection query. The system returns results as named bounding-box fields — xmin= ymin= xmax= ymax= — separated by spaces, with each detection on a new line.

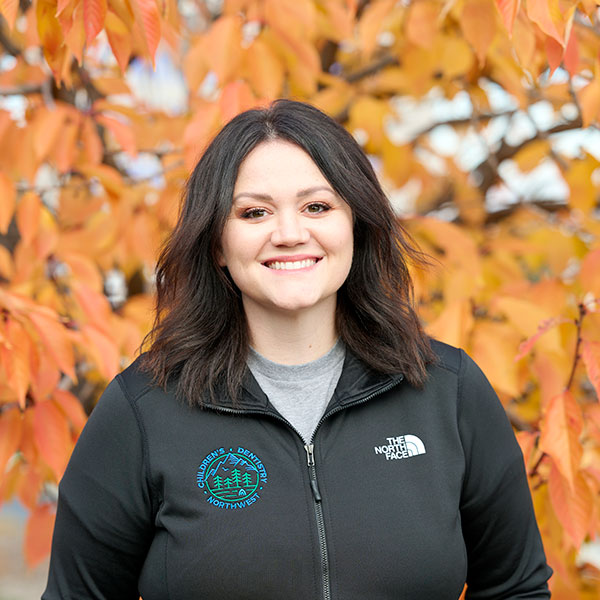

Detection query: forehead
xmin=234 ymin=140 xmax=331 ymax=192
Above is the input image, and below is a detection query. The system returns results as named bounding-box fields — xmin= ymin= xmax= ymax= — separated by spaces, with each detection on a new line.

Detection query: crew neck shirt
xmin=247 ymin=340 xmax=346 ymax=443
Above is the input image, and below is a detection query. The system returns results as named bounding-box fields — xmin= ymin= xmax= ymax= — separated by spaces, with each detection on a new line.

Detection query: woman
xmin=43 ymin=100 xmax=552 ymax=599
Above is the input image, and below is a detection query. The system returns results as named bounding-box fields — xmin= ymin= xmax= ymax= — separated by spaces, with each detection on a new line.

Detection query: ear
xmin=216 ymin=247 xmax=227 ymax=267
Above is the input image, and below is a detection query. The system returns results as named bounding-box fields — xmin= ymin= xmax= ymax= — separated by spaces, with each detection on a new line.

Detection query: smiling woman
xmin=42 ymin=100 xmax=552 ymax=600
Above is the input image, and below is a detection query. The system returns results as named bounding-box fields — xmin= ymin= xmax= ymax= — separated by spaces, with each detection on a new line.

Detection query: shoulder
xmin=115 ymin=353 xmax=160 ymax=403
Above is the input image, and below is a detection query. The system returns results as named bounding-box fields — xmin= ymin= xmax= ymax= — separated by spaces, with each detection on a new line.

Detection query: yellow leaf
xmin=579 ymin=74 xmax=600 ymax=128
xmin=493 ymin=296 xmax=563 ymax=355
xmin=347 ymin=96 xmax=390 ymax=153
xmin=513 ymin=139 xmax=550 ymax=172
xmin=470 ymin=320 xmax=522 ymax=397
xmin=460 ymin=0 xmax=498 ymax=66
xmin=540 ymin=390 xmax=583 ymax=491
xmin=0 ymin=171 xmax=16 ymax=234
xmin=426 ymin=299 xmax=474 ymax=349
xmin=579 ymin=248 xmax=600 ymax=299
xmin=512 ymin=11 xmax=536 ymax=65
xmin=565 ymin=154 xmax=599 ymax=214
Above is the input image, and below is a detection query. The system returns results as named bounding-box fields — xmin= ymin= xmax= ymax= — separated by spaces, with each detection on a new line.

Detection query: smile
xmin=264 ymin=258 xmax=320 ymax=270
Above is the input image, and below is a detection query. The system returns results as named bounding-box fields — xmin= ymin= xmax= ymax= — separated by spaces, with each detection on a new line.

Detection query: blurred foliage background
xmin=1 ymin=0 xmax=600 ymax=596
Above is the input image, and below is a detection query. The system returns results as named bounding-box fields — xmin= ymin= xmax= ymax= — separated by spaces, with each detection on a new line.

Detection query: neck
xmin=244 ymin=302 xmax=338 ymax=365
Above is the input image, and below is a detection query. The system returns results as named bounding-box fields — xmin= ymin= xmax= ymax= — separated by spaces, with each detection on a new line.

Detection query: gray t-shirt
xmin=247 ymin=340 xmax=346 ymax=443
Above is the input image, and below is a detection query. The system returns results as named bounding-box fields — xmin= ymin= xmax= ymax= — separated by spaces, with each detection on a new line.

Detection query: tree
xmin=0 ymin=0 xmax=598 ymax=594
xmin=231 ymin=468 xmax=241 ymax=486
xmin=213 ymin=475 xmax=223 ymax=489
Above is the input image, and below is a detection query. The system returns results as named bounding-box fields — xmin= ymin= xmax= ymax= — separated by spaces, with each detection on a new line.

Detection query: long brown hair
xmin=139 ymin=99 xmax=435 ymax=406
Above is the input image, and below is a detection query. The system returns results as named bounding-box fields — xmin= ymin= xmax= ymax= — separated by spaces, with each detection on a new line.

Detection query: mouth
xmin=263 ymin=257 xmax=322 ymax=271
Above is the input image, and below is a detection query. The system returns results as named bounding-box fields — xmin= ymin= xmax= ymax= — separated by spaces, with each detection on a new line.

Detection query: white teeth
xmin=267 ymin=259 xmax=317 ymax=270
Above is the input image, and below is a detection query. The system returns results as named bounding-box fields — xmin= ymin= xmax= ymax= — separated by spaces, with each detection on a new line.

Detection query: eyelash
xmin=240 ymin=202 xmax=332 ymax=220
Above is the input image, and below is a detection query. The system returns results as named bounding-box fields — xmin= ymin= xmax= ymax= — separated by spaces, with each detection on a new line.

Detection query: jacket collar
xmin=201 ymin=349 xmax=403 ymax=413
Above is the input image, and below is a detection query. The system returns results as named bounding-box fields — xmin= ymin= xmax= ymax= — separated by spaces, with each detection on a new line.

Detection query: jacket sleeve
xmin=42 ymin=376 xmax=155 ymax=599
xmin=457 ymin=351 xmax=552 ymax=599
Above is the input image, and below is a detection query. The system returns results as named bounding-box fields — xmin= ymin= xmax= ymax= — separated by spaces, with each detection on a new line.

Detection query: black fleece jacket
xmin=43 ymin=340 xmax=552 ymax=599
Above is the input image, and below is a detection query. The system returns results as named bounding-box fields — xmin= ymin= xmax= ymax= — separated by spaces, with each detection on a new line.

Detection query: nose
xmin=270 ymin=212 xmax=310 ymax=246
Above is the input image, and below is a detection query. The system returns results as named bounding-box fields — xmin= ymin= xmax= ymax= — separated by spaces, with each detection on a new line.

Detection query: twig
xmin=344 ymin=54 xmax=399 ymax=83
xmin=566 ymin=302 xmax=587 ymax=390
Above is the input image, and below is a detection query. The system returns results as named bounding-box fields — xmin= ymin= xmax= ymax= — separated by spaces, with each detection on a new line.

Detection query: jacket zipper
xmin=207 ymin=375 xmax=403 ymax=600
xmin=304 ymin=443 xmax=329 ymax=600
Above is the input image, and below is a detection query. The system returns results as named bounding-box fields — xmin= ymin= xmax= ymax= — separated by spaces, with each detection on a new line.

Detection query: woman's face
xmin=218 ymin=140 xmax=354 ymax=321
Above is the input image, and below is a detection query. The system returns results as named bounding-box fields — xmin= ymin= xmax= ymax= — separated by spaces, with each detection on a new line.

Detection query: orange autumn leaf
xmin=526 ymin=0 xmax=564 ymax=45
xmin=4 ymin=318 xmax=32 ymax=410
xmin=357 ymin=0 xmax=395 ymax=57
xmin=83 ymin=0 xmax=107 ymax=44
xmin=0 ymin=0 xmax=19 ymax=29
xmin=405 ymin=0 xmax=439 ymax=48
xmin=495 ymin=0 xmax=520 ymax=35
xmin=539 ymin=391 xmax=583 ymax=491
xmin=104 ymin=10 xmax=132 ymax=73
xmin=96 ymin=114 xmax=137 ymax=156
xmin=548 ymin=461 xmax=593 ymax=548
xmin=0 ymin=407 xmax=22 ymax=475
xmin=81 ymin=323 xmax=120 ymax=380
xmin=32 ymin=399 xmax=72 ymax=480
xmin=53 ymin=389 xmax=87 ymax=434
xmin=460 ymin=0 xmax=497 ymax=66
xmin=16 ymin=192 xmax=42 ymax=247
xmin=514 ymin=316 xmax=570 ymax=360
xmin=131 ymin=0 xmax=161 ymax=63
xmin=0 ymin=170 xmax=16 ymax=234
xmin=28 ymin=310 xmax=76 ymax=381
xmin=581 ymin=340 xmax=600 ymax=401
xmin=24 ymin=503 xmax=55 ymax=568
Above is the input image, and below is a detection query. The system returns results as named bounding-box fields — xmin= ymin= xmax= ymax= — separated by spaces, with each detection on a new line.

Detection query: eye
xmin=241 ymin=207 xmax=269 ymax=219
xmin=304 ymin=202 xmax=331 ymax=214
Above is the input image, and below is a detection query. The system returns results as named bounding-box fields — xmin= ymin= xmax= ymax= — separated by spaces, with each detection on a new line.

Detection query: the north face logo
xmin=373 ymin=435 xmax=426 ymax=460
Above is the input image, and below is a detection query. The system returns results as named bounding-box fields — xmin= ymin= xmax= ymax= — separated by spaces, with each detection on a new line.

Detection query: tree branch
xmin=344 ymin=53 xmax=399 ymax=83
xmin=566 ymin=302 xmax=587 ymax=391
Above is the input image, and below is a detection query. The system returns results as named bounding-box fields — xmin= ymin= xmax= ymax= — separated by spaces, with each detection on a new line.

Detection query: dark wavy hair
xmin=138 ymin=99 xmax=435 ymax=405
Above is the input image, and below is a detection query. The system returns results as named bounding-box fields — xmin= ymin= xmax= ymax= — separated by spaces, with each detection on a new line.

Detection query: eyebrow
xmin=232 ymin=186 xmax=336 ymax=203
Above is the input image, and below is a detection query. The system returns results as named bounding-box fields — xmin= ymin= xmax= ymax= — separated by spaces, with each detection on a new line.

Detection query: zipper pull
xmin=304 ymin=444 xmax=315 ymax=467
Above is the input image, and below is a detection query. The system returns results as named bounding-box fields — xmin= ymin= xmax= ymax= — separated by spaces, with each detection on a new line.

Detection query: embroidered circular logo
xmin=197 ymin=446 xmax=267 ymax=510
